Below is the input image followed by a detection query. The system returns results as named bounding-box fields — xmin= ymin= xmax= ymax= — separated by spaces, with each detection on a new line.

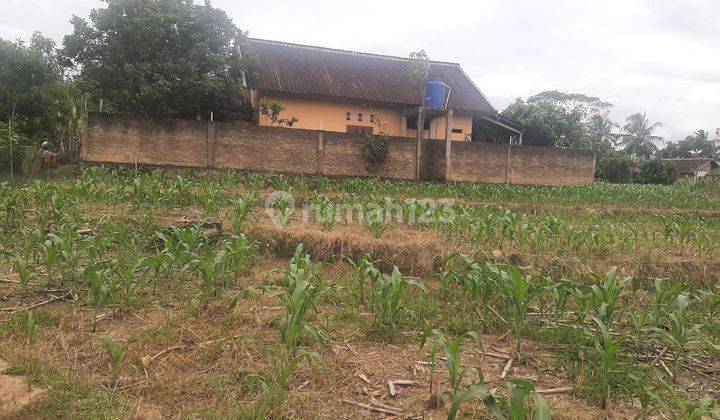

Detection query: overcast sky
xmin=2 ymin=0 xmax=719 ymax=141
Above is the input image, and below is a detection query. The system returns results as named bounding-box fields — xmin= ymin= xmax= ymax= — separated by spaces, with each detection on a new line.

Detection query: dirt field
xmin=0 ymin=168 xmax=718 ymax=418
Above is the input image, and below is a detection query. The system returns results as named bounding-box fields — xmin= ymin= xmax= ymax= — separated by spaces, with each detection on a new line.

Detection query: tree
xmin=595 ymin=152 xmax=632 ymax=183
xmin=408 ymin=50 xmax=430 ymax=104
xmin=619 ymin=113 xmax=662 ymax=158
xmin=63 ymin=0 xmax=249 ymax=120
xmin=501 ymin=91 xmax=613 ymax=149
xmin=658 ymin=130 xmax=716 ymax=158
xmin=637 ymin=159 xmax=677 ymax=185
xmin=0 ymin=33 xmax=79 ymax=176
xmin=586 ymin=113 xmax=617 ymax=153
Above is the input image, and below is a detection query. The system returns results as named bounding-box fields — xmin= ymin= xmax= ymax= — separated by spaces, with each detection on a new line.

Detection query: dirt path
xmin=0 ymin=359 xmax=46 ymax=416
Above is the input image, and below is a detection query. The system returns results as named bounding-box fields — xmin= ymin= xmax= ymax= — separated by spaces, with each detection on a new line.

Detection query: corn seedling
xmin=589 ymin=267 xmax=630 ymax=326
xmin=345 ymin=253 xmax=380 ymax=306
xmin=13 ymin=252 xmax=31 ymax=288
xmin=97 ymin=335 xmax=125 ymax=379
xmin=498 ymin=264 xmax=533 ymax=356
xmin=590 ymin=316 xmax=627 ymax=416
xmin=25 ymin=310 xmax=39 ymax=345
xmin=479 ymin=380 xmax=552 ymax=420
xmin=646 ymin=293 xmax=707 ymax=383
xmin=279 ymin=245 xmax=326 ymax=354
xmin=369 ymin=265 xmax=426 ymax=334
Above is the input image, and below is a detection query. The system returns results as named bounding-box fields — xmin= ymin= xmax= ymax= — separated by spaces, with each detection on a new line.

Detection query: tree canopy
xmin=658 ymin=130 xmax=718 ymax=159
xmin=501 ymin=90 xmax=613 ymax=152
xmin=63 ymin=0 xmax=249 ymax=120
xmin=619 ymin=113 xmax=662 ymax=158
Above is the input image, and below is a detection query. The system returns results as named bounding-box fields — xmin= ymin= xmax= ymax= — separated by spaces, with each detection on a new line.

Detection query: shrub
xmin=595 ymin=153 xmax=632 ymax=183
xmin=638 ymin=159 xmax=677 ymax=185
xmin=362 ymin=131 xmax=390 ymax=172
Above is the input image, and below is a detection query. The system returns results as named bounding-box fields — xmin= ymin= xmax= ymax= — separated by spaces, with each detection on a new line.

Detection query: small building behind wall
xmin=663 ymin=158 xmax=720 ymax=179
xmin=242 ymin=38 xmax=522 ymax=144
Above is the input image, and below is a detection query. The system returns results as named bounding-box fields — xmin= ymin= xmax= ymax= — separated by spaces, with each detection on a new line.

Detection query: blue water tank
xmin=424 ymin=78 xmax=447 ymax=109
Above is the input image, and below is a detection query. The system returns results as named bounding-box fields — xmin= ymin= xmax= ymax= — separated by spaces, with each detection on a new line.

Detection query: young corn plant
xmin=419 ymin=329 xmax=483 ymax=414
xmin=97 ymin=335 xmax=125 ymax=380
xmin=589 ymin=267 xmax=631 ymax=326
xmin=345 ymin=253 xmax=380 ymax=306
xmin=498 ymin=264 xmax=533 ymax=356
xmin=646 ymin=293 xmax=707 ymax=383
xmin=648 ymin=374 xmax=719 ymax=420
xmin=192 ymin=249 xmax=228 ymax=310
xmin=12 ymin=252 xmax=31 ymax=288
xmin=478 ymin=380 xmax=552 ymax=420
xmin=279 ymin=244 xmax=326 ymax=354
xmin=230 ymin=195 xmax=255 ymax=233
xmin=86 ymin=267 xmax=116 ymax=332
xmin=590 ymin=316 xmax=627 ymax=416
xmin=25 ymin=310 xmax=39 ymax=345
xmin=367 ymin=219 xmax=391 ymax=238
xmin=369 ymin=266 xmax=426 ymax=334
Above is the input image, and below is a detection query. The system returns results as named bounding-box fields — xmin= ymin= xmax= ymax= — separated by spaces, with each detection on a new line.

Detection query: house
xmin=663 ymin=158 xmax=720 ymax=179
xmin=242 ymin=39 xmax=522 ymax=143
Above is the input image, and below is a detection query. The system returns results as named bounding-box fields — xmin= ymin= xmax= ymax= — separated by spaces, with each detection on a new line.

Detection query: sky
xmin=2 ymin=0 xmax=720 ymax=142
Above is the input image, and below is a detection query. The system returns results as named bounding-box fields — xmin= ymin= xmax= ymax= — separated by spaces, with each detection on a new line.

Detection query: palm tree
xmin=587 ymin=113 xmax=617 ymax=151
xmin=621 ymin=113 xmax=662 ymax=158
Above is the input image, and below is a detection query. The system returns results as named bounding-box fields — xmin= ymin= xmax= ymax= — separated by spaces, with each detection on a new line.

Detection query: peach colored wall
xmin=257 ymin=90 xmax=472 ymax=141
xmin=258 ymin=91 xmax=405 ymax=136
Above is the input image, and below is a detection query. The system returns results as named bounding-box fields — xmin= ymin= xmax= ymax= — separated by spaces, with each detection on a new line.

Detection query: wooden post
xmin=444 ymin=109 xmax=453 ymax=182
xmin=207 ymin=120 xmax=216 ymax=168
xmin=317 ymin=130 xmax=325 ymax=175
xmin=415 ymin=107 xmax=424 ymax=180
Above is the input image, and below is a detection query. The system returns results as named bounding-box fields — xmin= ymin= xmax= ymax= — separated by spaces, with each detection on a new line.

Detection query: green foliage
xmin=97 ymin=335 xmax=125 ymax=377
xmin=408 ymin=50 xmax=430 ymax=101
xmin=590 ymin=317 xmax=627 ymax=411
xmin=368 ymin=266 xmax=426 ymax=334
xmin=638 ymin=159 xmax=677 ymax=185
xmin=362 ymin=130 xmax=390 ymax=172
xmin=25 ymin=310 xmax=39 ymax=345
xmin=63 ymin=0 xmax=249 ymax=120
xmin=595 ymin=152 xmax=632 ymax=183
xmin=659 ymin=130 xmax=717 ymax=159
xmin=280 ymin=245 xmax=325 ymax=354
xmin=479 ymin=380 xmax=552 ymax=420
xmin=501 ymin=91 xmax=612 ymax=149
xmin=620 ymin=113 xmax=662 ymax=158
xmin=259 ymin=103 xmax=298 ymax=127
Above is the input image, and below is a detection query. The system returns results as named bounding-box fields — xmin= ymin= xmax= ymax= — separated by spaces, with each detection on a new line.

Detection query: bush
xmin=595 ymin=153 xmax=632 ymax=183
xmin=638 ymin=159 xmax=677 ymax=185
xmin=362 ymin=131 xmax=390 ymax=173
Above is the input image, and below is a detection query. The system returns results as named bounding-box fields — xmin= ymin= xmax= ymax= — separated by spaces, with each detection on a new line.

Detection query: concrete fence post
xmin=444 ymin=109 xmax=453 ymax=182
xmin=207 ymin=120 xmax=216 ymax=168
xmin=316 ymin=130 xmax=325 ymax=175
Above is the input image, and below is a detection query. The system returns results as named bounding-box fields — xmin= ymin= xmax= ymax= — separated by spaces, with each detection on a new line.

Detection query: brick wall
xmin=83 ymin=113 xmax=596 ymax=186
xmin=83 ymin=113 xmax=208 ymax=167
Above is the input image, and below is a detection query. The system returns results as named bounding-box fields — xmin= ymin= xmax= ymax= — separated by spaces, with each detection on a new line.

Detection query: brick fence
xmin=83 ymin=113 xmax=596 ymax=186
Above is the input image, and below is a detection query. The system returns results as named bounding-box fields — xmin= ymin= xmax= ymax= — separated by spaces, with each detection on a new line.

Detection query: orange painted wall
xmin=256 ymin=91 xmax=473 ymax=141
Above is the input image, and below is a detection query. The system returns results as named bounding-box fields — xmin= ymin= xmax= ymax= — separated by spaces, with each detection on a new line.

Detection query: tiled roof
xmin=243 ymin=39 xmax=496 ymax=113
xmin=663 ymin=158 xmax=718 ymax=174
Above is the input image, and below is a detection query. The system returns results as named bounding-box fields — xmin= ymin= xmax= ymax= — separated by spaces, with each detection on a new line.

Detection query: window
xmin=370 ymin=113 xmax=379 ymax=123
xmin=452 ymin=128 xmax=463 ymax=134
xmin=369 ymin=114 xmax=375 ymax=123
xmin=406 ymin=117 xmax=431 ymax=130
xmin=358 ymin=113 xmax=363 ymax=122
xmin=346 ymin=112 xmax=351 ymax=121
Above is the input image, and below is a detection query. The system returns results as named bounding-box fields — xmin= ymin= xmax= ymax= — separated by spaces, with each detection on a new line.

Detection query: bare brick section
xmin=214 ymin=122 xmax=318 ymax=174
xmin=83 ymin=113 xmax=208 ymax=167
xmin=450 ymin=142 xmax=509 ymax=184
xmin=83 ymin=113 xmax=595 ymax=186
